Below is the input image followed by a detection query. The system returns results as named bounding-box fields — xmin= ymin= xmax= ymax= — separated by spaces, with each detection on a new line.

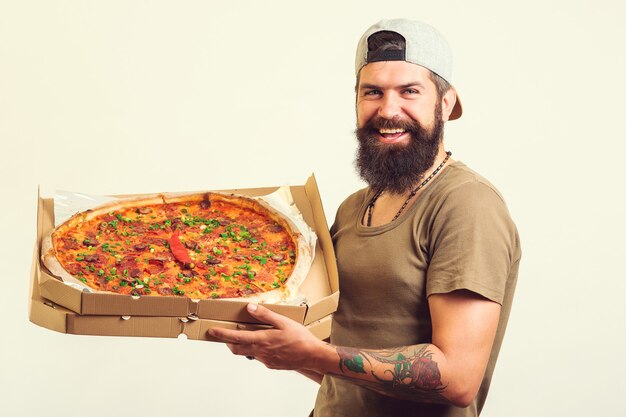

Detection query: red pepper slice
xmin=169 ymin=231 xmax=192 ymax=264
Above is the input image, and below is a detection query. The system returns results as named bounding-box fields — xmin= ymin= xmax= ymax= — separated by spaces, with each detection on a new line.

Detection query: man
xmin=209 ymin=19 xmax=520 ymax=417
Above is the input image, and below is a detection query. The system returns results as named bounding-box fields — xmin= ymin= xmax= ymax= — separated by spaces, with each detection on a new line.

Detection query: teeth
xmin=379 ymin=128 xmax=405 ymax=134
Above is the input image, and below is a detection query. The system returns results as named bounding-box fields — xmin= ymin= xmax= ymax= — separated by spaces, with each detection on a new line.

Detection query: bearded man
xmin=210 ymin=19 xmax=521 ymax=417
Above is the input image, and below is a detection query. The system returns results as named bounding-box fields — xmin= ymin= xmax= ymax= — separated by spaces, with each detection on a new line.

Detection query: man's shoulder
xmin=331 ymin=187 xmax=370 ymax=228
xmin=338 ymin=187 xmax=370 ymax=211
xmin=437 ymin=161 xmax=507 ymax=204
xmin=432 ymin=162 xmax=519 ymax=244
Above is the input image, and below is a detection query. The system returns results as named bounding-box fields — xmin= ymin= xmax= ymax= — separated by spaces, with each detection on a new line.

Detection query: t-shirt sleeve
xmin=330 ymin=200 xmax=347 ymax=238
xmin=330 ymin=189 xmax=366 ymax=241
xmin=426 ymin=180 xmax=519 ymax=304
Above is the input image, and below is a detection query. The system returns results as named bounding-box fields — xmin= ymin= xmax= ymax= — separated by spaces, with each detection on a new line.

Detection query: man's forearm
xmin=312 ymin=342 xmax=473 ymax=406
xmin=297 ymin=369 xmax=324 ymax=384
xmin=309 ymin=293 xmax=500 ymax=407
xmin=333 ymin=344 xmax=449 ymax=403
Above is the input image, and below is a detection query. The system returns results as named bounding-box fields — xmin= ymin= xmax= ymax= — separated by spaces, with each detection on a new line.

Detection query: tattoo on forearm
xmin=337 ymin=346 xmax=370 ymax=374
xmin=335 ymin=345 xmax=447 ymax=403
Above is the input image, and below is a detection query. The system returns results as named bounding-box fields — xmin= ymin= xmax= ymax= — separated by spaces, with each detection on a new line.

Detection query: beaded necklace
xmin=366 ymin=151 xmax=452 ymax=227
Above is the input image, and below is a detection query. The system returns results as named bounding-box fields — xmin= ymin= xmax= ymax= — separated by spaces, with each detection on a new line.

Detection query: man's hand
xmin=208 ymin=303 xmax=333 ymax=372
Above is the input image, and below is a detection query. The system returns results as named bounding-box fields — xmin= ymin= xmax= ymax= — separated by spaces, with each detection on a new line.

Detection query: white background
xmin=1 ymin=1 xmax=625 ymax=416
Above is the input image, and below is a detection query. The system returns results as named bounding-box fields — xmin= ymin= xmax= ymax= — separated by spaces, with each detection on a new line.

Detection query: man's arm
xmin=296 ymin=369 xmax=324 ymax=384
xmin=208 ymin=290 xmax=500 ymax=407
xmin=326 ymin=290 xmax=501 ymax=406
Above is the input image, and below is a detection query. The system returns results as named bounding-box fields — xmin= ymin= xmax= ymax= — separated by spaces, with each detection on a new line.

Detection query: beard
xmin=355 ymin=107 xmax=444 ymax=195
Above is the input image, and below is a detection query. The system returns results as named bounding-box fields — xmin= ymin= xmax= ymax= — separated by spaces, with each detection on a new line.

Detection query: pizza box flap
xmin=303 ymin=291 xmax=340 ymax=325
xmin=29 ymin=248 xmax=69 ymax=334
xmin=194 ymin=299 xmax=306 ymax=324
xmin=81 ymin=291 xmax=192 ymax=317
xmin=35 ymin=175 xmax=339 ymax=324
xmin=304 ymin=175 xmax=338 ymax=294
xmin=67 ymin=315 xmax=182 ymax=338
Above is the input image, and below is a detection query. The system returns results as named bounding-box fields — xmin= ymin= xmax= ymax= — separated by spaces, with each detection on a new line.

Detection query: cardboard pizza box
xmin=32 ymin=175 xmax=339 ymax=327
xmin=29 ymin=248 xmax=332 ymax=340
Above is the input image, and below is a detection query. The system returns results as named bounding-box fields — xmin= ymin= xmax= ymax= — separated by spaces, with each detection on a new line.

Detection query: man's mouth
xmin=378 ymin=127 xmax=408 ymax=144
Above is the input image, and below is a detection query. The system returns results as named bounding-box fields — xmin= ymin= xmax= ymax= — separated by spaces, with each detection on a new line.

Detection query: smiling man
xmin=209 ymin=19 xmax=521 ymax=417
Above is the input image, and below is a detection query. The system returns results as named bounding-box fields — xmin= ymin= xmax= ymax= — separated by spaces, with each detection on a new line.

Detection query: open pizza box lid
xmin=29 ymin=246 xmax=332 ymax=340
xmin=33 ymin=175 xmax=339 ymax=326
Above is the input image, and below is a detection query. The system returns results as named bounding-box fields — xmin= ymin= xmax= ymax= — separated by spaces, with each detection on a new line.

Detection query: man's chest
xmin=334 ymin=224 xmax=430 ymax=312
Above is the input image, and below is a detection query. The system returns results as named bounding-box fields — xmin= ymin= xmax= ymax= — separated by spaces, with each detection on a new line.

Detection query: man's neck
xmin=365 ymin=148 xmax=452 ymax=227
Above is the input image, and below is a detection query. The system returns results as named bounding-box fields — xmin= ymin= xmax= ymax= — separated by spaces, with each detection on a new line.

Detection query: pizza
xmin=41 ymin=192 xmax=312 ymax=301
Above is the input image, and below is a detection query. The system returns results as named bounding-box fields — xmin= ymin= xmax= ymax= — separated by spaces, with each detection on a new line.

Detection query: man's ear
xmin=441 ymin=87 xmax=458 ymax=122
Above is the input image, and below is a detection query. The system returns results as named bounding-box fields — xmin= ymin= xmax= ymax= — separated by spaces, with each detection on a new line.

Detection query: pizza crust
xmin=41 ymin=232 xmax=73 ymax=281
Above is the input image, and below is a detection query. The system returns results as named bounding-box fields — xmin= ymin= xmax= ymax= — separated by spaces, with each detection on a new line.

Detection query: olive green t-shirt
xmin=313 ymin=162 xmax=521 ymax=417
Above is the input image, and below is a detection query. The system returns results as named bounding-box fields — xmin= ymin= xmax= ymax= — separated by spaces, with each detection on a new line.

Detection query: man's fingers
xmin=247 ymin=303 xmax=290 ymax=329
xmin=208 ymin=327 xmax=256 ymax=344
xmin=226 ymin=343 xmax=254 ymax=357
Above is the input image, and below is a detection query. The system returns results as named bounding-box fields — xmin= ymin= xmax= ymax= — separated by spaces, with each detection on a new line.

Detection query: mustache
xmin=360 ymin=116 xmax=424 ymax=135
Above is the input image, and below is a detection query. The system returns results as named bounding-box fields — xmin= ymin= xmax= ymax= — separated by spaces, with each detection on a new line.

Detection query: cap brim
xmin=449 ymin=93 xmax=463 ymax=120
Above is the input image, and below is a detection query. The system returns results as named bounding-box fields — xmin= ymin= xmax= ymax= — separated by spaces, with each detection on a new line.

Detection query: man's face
xmin=355 ymin=61 xmax=445 ymax=195
xmin=356 ymin=60 xmax=442 ymax=138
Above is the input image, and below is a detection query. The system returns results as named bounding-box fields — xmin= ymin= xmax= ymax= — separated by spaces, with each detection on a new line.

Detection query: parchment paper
xmin=51 ymin=186 xmax=317 ymax=304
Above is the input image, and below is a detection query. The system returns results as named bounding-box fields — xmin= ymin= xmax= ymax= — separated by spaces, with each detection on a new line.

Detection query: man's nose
xmin=377 ymin=94 xmax=402 ymax=119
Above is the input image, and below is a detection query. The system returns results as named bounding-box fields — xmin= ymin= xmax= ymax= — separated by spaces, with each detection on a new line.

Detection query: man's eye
xmin=403 ymin=88 xmax=418 ymax=94
xmin=364 ymin=90 xmax=381 ymax=96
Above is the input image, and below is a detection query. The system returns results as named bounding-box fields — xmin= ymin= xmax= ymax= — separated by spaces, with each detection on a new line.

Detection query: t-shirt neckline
xmin=355 ymin=161 xmax=462 ymax=235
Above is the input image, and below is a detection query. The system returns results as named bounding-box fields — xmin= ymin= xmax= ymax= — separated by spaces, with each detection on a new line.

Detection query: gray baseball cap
xmin=355 ymin=19 xmax=463 ymax=120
